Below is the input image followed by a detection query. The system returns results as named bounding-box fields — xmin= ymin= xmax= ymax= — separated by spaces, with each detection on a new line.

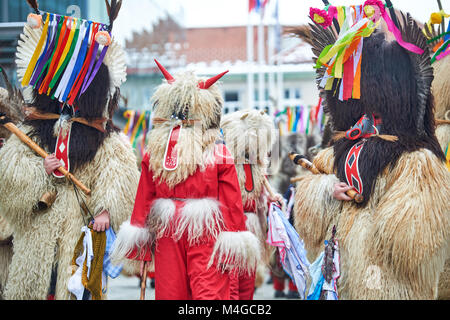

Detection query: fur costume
xmin=0 ymin=68 xmax=24 ymax=299
xmin=424 ymin=9 xmax=450 ymax=299
xmin=220 ymin=109 xmax=276 ymax=299
xmin=0 ymin=1 xmax=140 ymax=300
xmin=270 ymin=131 xmax=319 ymax=195
xmin=112 ymin=62 xmax=260 ymax=300
xmin=433 ymin=46 xmax=450 ymax=302
xmin=293 ymin=3 xmax=450 ymax=300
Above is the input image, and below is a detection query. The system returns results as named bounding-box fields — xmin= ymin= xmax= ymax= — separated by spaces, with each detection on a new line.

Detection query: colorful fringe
xmin=274 ymin=98 xmax=325 ymax=136
xmin=123 ymin=110 xmax=152 ymax=159
xmin=22 ymin=12 xmax=111 ymax=105
xmin=312 ymin=1 xmax=425 ymax=101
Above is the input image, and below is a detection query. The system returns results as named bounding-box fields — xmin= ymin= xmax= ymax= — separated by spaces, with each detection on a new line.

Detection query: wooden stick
xmin=1 ymin=118 xmax=91 ymax=196
xmin=437 ymin=0 xmax=446 ymax=37
xmin=289 ymin=152 xmax=364 ymax=204
xmin=140 ymin=261 xmax=148 ymax=300
xmin=263 ymin=177 xmax=285 ymax=209
xmin=263 ymin=177 xmax=276 ymax=199
xmin=289 ymin=153 xmax=322 ymax=174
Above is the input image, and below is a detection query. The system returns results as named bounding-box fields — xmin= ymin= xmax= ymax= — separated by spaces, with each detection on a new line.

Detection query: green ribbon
xmin=49 ymin=19 xmax=81 ymax=96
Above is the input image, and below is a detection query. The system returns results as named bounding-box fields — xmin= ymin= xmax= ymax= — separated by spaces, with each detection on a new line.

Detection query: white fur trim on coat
xmin=175 ymin=198 xmax=224 ymax=245
xmin=148 ymin=198 xmax=176 ymax=239
xmin=148 ymin=198 xmax=225 ymax=245
xmin=208 ymin=231 xmax=261 ymax=276
xmin=245 ymin=212 xmax=264 ymax=241
xmin=111 ymin=220 xmax=152 ymax=265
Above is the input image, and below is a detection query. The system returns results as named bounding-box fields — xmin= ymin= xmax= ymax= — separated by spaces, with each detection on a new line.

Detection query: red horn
xmin=198 ymin=71 xmax=229 ymax=89
xmin=154 ymin=59 xmax=175 ymax=84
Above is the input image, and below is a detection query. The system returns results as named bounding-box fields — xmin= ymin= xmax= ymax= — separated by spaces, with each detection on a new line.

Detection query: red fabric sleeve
xmin=217 ymin=145 xmax=247 ymax=232
xmin=130 ymin=153 xmax=156 ymax=228
xmin=125 ymin=153 xmax=155 ymax=262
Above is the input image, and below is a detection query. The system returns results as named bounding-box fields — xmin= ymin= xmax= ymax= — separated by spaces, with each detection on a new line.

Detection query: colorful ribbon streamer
xmin=122 ymin=110 xmax=152 ymax=158
xmin=22 ymin=11 xmax=110 ymax=106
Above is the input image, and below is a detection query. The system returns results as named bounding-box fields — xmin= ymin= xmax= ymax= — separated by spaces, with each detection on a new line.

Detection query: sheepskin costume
xmin=220 ymin=109 xmax=276 ymax=298
xmin=425 ymin=16 xmax=450 ymax=299
xmin=432 ymin=50 xmax=450 ymax=160
xmin=0 ymin=87 xmax=13 ymax=299
xmin=112 ymin=61 xmax=260 ymax=300
xmin=0 ymin=68 xmax=25 ymax=300
xmin=0 ymin=81 xmax=14 ymax=301
xmin=293 ymin=4 xmax=450 ymax=300
xmin=0 ymin=1 xmax=140 ymax=300
xmin=433 ymin=50 xmax=450 ymax=302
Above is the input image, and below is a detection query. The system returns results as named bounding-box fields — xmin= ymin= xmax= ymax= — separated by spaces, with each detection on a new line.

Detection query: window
xmin=224 ymin=91 xmax=239 ymax=102
xmin=284 ymin=89 xmax=290 ymax=99
xmin=3 ymin=0 xmax=87 ymax=23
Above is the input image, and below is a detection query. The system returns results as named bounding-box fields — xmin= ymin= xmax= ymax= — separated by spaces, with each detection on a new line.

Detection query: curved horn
xmin=198 ymin=71 xmax=229 ymax=89
xmin=154 ymin=59 xmax=175 ymax=84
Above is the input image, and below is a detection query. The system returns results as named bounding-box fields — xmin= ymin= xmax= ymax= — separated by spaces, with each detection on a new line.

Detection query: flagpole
xmin=258 ymin=5 xmax=266 ymax=112
xmin=267 ymin=2 xmax=275 ymax=117
xmin=274 ymin=0 xmax=284 ymax=116
xmin=247 ymin=4 xmax=255 ymax=110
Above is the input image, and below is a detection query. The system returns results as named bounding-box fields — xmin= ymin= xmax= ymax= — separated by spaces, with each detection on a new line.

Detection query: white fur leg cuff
xmin=208 ymin=231 xmax=261 ymax=276
xmin=111 ymin=220 xmax=152 ymax=264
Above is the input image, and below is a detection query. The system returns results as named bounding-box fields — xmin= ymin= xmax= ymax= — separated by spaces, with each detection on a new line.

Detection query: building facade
xmin=122 ymin=24 xmax=319 ymax=117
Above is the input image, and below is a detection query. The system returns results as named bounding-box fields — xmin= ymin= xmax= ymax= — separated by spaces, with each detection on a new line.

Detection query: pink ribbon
xmin=381 ymin=10 xmax=424 ymax=54
xmin=436 ymin=48 xmax=450 ymax=61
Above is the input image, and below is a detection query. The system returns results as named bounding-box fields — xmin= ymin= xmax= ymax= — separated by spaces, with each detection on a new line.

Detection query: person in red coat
xmin=112 ymin=61 xmax=260 ymax=300
xmin=221 ymin=109 xmax=282 ymax=300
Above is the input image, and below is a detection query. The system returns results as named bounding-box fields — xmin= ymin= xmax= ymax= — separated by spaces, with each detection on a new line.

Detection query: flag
xmin=267 ymin=203 xmax=310 ymax=299
xmin=249 ymin=0 xmax=257 ymax=12
xmin=249 ymin=0 xmax=270 ymax=13
xmin=273 ymin=0 xmax=281 ymax=53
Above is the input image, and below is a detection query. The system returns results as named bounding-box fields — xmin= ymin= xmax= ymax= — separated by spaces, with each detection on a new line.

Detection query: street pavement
xmin=107 ymin=271 xmax=297 ymax=300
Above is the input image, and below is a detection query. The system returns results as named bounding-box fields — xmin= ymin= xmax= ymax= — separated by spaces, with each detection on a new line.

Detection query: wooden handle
xmin=345 ymin=189 xmax=364 ymax=204
xmin=2 ymin=120 xmax=91 ymax=196
xmin=289 ymin=152 xmax=364 ymax=204
xmin=140 ymin=261 xmax=148 ymax=300
xmin=289 ymin=153 xmax=321 ymax=174
xmin=263 ymin=177 xmax=277 ymax=199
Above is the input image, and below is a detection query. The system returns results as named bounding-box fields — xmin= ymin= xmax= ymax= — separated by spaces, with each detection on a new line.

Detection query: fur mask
xmin=146 ymin=61 xmax=228 ymax=188
xmin=309 ymin=8 xmax=444 ymax=206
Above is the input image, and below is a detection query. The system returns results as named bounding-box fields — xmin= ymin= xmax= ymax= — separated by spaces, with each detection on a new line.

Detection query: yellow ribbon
xmin=22 ymin=13 xmax=50 ymax=86
xmin=337 ymin=6 xmax=345 ymax=27
xmin=424 ymin=10 xmax=450 ymax=38
xmin=123 ymin=110 xmax=135 ymax=135
xmin=130 ymin=111 xmax=146 ymax=145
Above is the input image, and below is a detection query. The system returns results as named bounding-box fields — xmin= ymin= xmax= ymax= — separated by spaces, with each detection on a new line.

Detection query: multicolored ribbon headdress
xmin=423 ymin=2 xmax=450 ymax=64
xmin=310 ymin=0 xmax=425 ymax=102
xmin=16 ymin=0 xmax=126 ymax=106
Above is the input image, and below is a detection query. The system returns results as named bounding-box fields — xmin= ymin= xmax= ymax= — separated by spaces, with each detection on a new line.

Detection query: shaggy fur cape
xmin=0 ymin=61 xmax=140 ymax=300
xmin=432 ymin=53 xmax=450 ymax=300
xmin=0 ymin=128 xmax=139 ymax=300
xmin=221 ymin=109 xmax=276 ymax=287
xmin=294 ymin=147 xmax=450 ymax=299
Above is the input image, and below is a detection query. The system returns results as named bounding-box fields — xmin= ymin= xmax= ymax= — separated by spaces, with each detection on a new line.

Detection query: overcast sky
xmin=113 ymin=0 xmax=446 ymax=45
